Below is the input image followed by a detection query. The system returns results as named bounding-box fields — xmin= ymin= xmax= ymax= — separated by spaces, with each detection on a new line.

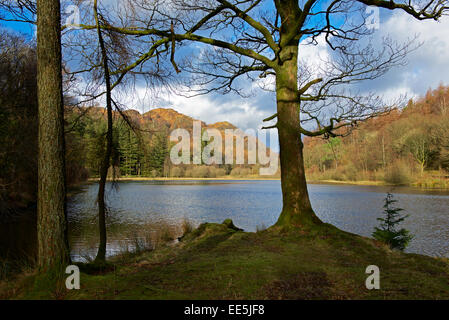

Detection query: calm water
xmin=66 ymin=180 xmax=449 ymax=260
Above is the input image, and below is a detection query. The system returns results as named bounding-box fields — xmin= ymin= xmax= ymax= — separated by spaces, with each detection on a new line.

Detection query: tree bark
xmin=274 ymin=2 xmax=322 ymax=228
xmin=36 ymin=0 xmax=70 ymax=270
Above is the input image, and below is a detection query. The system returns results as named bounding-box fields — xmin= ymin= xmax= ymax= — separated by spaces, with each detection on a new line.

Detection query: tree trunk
xmin=274 ymin=15 xmax=322 ymax=228
xmin=94 ymin=0 xmax=113 ymax=263
xmin=36 ymin=0 xmax=70 ymax=270
xmin=329 ymin=141 xmax=338 ymax=169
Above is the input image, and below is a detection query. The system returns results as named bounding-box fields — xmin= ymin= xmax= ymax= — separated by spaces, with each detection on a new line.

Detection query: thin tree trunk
xmin=274 ymin=34 xmax=322 ymax=228
xmin=94 ymin=0 xmax=113 ymax=263
xmin=329 ymin=141 xmax=338 ymax=169
xmin=36 ymin=0 xmax=70 ymax=270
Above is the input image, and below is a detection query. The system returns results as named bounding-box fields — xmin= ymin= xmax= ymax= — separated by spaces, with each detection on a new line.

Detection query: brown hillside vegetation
xmin=304 ymin=84 xmax=449 ymax=188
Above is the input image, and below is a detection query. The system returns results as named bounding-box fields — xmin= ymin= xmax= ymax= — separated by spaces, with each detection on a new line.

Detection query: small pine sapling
xmin=372 ymin=193 xmax=413 ymax=251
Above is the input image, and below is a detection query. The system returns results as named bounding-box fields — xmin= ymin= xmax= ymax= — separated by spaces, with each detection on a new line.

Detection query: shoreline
xmin=308 ymin=179 xmax=387 ymax=186
xmin=86 ymin=176 xmax=449 ymax=190
xmin=88 ymin=176 xmax=281 ymax=182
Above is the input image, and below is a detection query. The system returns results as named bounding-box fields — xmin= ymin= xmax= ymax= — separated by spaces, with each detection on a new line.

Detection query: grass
xmin=308 ymin=179 xmax=387 ymax=186
xmin=307 ymin=170 xmax=449 ymax=190
xmin=0 ymin=250 xmax=35 ymax=282
xmin=181 ymin=219 xmax=195 ymax=237
xmin=2 ymin=220 xmax=449 ymax=300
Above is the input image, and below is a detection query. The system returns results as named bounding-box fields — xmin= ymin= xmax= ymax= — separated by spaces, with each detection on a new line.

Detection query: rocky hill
xmin=65 ymin=105 xmax=278 ymax=178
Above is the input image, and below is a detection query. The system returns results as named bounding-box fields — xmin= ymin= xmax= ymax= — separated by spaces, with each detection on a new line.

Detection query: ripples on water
xmin=67 ymin=180 xmax=449 ymax=260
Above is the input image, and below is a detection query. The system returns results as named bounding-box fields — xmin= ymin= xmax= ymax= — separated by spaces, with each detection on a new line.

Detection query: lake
xmin=66 ymin=180 xmax=449 ymax=261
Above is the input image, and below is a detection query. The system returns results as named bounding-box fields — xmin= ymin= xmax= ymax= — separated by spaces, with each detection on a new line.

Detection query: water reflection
xmin=66 ymin=180 xmax=449 ymax=260
xmin=2 ymin=180 xmax=448 ymax=262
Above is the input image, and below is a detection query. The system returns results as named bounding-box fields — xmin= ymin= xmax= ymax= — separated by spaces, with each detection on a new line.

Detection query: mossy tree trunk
xmin=274 ymin=1 xmax=322 ymax=228
xmin=36 ymin=0 xmax=70 ymax=270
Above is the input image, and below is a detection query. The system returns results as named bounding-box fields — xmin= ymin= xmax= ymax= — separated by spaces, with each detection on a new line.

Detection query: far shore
xmin=86 ymin=176 xmax=429 ymax=187
xmin=89 ymin=176 xmax=390 ymax=185
xmin=89 ymin=176 xmax=281 ymax=182
xmin=308 ymin=179 xmax=387 ymax=186
xmin=84 ymin=176 xmax=449 ymax=190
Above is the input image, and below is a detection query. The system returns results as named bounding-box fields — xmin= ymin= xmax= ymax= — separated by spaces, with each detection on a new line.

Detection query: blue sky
xmin=1 ymin=18 xmax=34 ymax=36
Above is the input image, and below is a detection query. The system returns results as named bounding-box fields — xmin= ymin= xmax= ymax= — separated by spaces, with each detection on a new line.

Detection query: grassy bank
xmin=307 ymin=178 xmax=449 ymax=190
xmin=2 ymin=221 xmax=448 ymax=300
xmin=306 ymin=169 xmax=449 ymax=190
xmin=307 ymin=179 xmax=387 ymax=186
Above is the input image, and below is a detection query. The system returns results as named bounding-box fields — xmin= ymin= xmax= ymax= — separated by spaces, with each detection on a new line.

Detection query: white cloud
xmin=292 ymin=11 xmax=449 ymax=103
xmin=370 ymin=11 xmax=449 ymax=97
xmin=298 ymin=33 xmax=332 ymax=79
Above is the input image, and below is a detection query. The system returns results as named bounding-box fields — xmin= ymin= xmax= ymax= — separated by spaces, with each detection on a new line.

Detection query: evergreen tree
xmin=372 ymin=193 xmax=413 ymax=251
xmin=85 ymin=120 xmax=106 ymax=177
xmin=118 ymin=125 xmax=142 ymax=176
xmin=147 ymin=132 xmax=168 ymax=176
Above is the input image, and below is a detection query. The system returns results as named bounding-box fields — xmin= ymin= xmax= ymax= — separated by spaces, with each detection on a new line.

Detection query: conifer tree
xmin=372 ymin=193 xmax=413 ymax=251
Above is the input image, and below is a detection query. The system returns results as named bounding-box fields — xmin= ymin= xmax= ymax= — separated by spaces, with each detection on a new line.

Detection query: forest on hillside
xmin=304 ymin=85 xmax=449 ymax=188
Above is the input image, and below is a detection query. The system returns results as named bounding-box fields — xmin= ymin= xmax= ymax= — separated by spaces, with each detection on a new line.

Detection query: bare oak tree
xmin=72 ymin=0 xmax=448 ymax=228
